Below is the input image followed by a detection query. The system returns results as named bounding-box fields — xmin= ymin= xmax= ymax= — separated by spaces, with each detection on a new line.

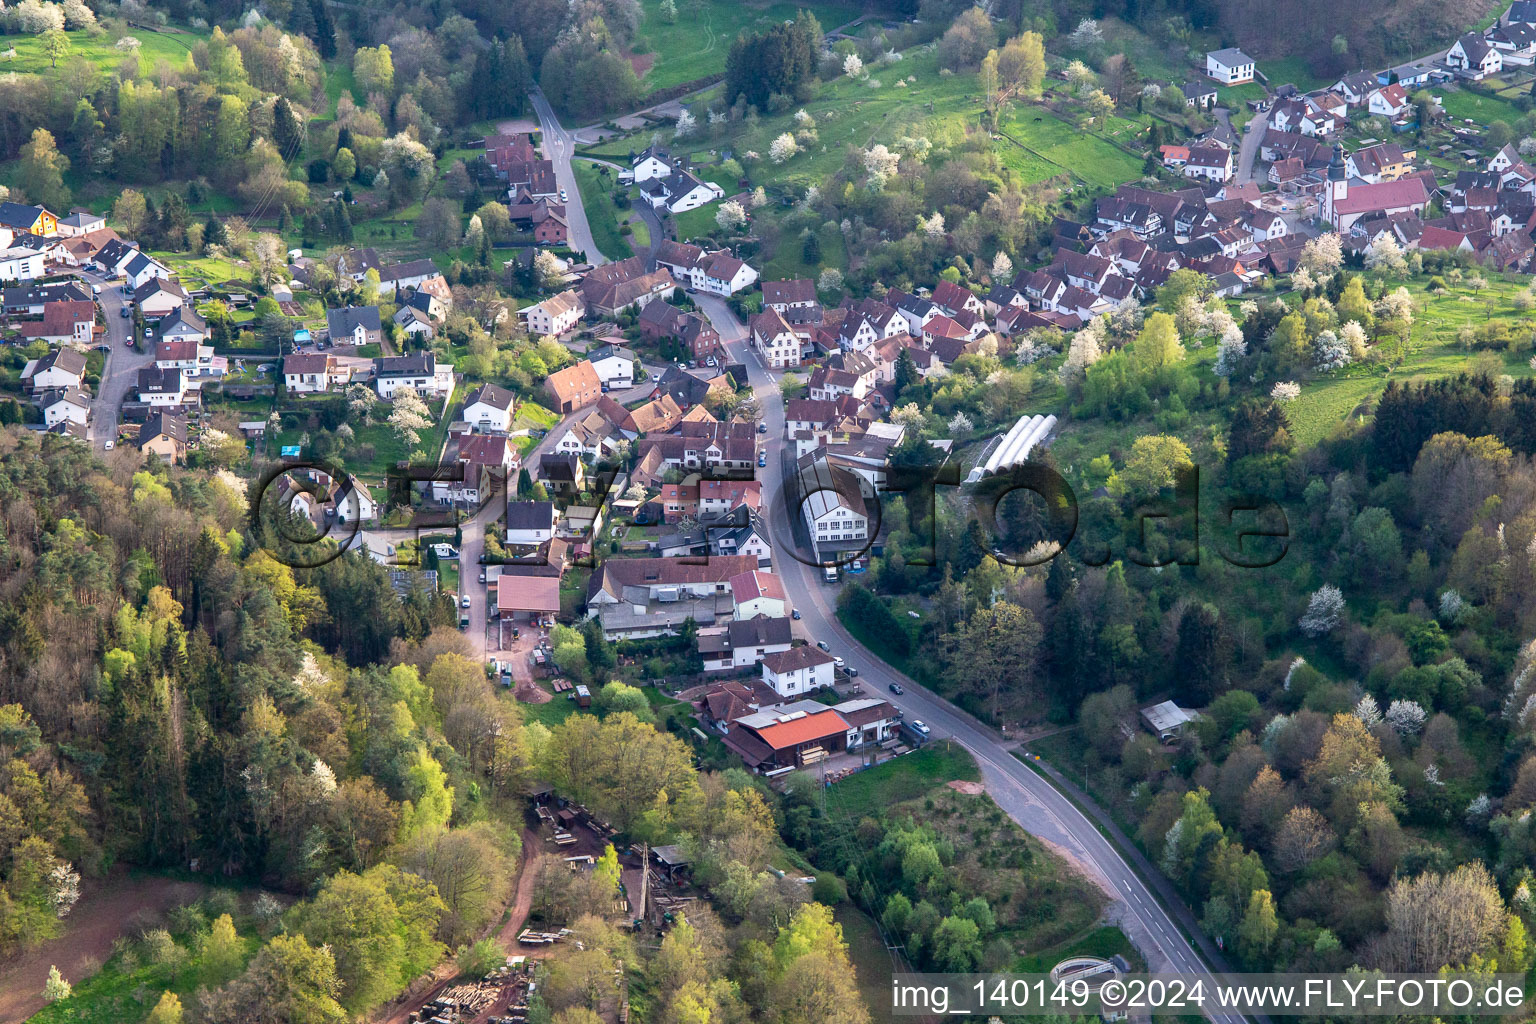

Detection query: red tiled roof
xmin=744 ymin=707 xmax=848 ymax=749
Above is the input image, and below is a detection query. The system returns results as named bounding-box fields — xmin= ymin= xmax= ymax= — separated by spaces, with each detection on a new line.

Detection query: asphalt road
xmin=78 ymin=268 xmax=151 ymax=449
xmin=529 ymin=87 xmax=610 ymax=267
xmin=694 ymin=292 xmax=1247 ymax=1023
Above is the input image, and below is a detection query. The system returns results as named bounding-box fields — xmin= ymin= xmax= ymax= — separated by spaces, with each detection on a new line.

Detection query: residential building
xmin=751 ymin=308 xmax=800 ymax=368
xmin=56 ymin=211 xmax=105 ymax=237
xmin=2 ymin=280 xmax=89 ymax=315
xmin=393 ymin=305 xmax=435 ymax=339
xmin=39 ymin=387 xmax=90 ymax=428
xmin=630 ymin=145 xmax=674 ymax=182
xmin=506 ymin=501 xmax=558 ymax=547
xmin=462 ymin=382 xmax=516 ymax=432
xmin=137 ymin=412 xmax=188 ymax=463
xmin=587 ymin=344 xmax=636 ymax=390
xmin=121 ymin=251 xmax=171 ymax=289
xmin=584 ymin=554 xmax=759 ymax=639
xmin=372 ymin=352 xmax=454 ymax=399
xmin=283 ymin=353 xmax=351 ymax=394
xmin=700 ymin=615 xmax=794 ymax=672
xmin=1205 ymin=47 xmax=1255 ymax=84
xmin=1446 ymin=33 xmax=1502 ymax=78
xmin=731 ymin=570 xmax=787 ymax=619
xmin=759 ymin=650 xmax=837 ymax=700
xmin=654 ymin=240 xmax=759 ymax=296
xmin=544 ymin=360 xmax=603 ymax=413
xmin=496 ymin=572 xmax=561 ymax=624
xmin=440 ymin=433 xmax=518 ymax=506
xmin=133 ymin=277 xmax=188 ymax=319
xmin=0 ymin=246 xmax=45 ymax=282
xmin=155 ymin=337 xmax=218 ymax=384
xmin=1366 ymin=84 xmax=1412 ymax=119
xmin=0 ymin=202 xmax=57 ymax=237
xmin=797 ymin=453 xmax=870 ymax=550
xmin=1184 ymin=145 xmax=1234 ymax=182
xmin=762 ymin=278 xmax=817 ymax=311
xmin=522 ymin=289 xmax=585 ymax=336
xmin=325 ymin=306 xmax=383 ymax=347
xmin=638 ymin=168 xmax=725 ymax=213
xmin=136 ymin=366 xmax=188 ymax=407
xmin=17 ymin=300 xmax=94 ymax=346
xmin=579 ymin=257 xmax=676 ymax=316
xmin=21 ymin=347 xmax=86 ymax=393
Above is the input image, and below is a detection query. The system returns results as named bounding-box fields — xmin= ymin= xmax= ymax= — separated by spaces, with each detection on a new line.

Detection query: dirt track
xmin=0 ymin=870 xmax=207 ymax=1023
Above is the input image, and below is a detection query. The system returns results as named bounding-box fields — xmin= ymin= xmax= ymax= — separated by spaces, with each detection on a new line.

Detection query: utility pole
xmin=638 ymin=841 xmax=649 ymax=926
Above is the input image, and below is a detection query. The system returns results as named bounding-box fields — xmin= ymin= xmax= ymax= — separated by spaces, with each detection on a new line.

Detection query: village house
xmin=154 ymin=337 xmax=219 ymax=385
xmin=439 ymin=433 xmax=519 ymax=506
xmin=731 ymin=570 xmax=787 ymax=619
xmin=496 ymin=572 xmax=561 ymax=625
xmin=39 ymin=387 xmax=90 ymax=428
xmin=21 ymin=347 xmax=86 ymax=393
xmin=3 ymin=280 xmax=90 ymax=315
xmin=700 ymin=615 xmax=794 ymax=672
xmin=587 ymin=344 xmax=636 ymax=390
xmin=580 ymin=257 xmax=676 ymax=317
xmin=521 ymin=289 xmax=585 ymax=337
xmin=638 ymin=167 xmax=726 ymax=214
xmin=461 ymin=382 xmax=517 ymax=432
xmin=393 ymin=305 xmax=435 ymax=340
xmin=763 ymin=278 xmax=818 ymax=312
xmin=508 ymin=193 xmax=569 ymax=245
xmin=121 ymin=250 xmax=171 ymax=289
xmin=552 ymin=408 xmax=621 ymax=460
xmin=56 ymin=210 xmax=104 ymax=237
xmin=544 ymin=360 xmax=603 ymax=413
xmin=1181 ymin=80 xmax=1218 ymax=109
xmin=1366 ymin=84 xmax=1412 ymax=120
xmin=1447 ymin=33 xmax=1503 ymax=78
xmin=283 ymin=353 xmax=352 ymax=394
xmin=17 ymin=300 xmax=94 ymax=346
xmin=654 ymin=240 xmax=760 ymax=296
xmin=136 ymin=412 xmax=189 ymax=463
xmin=372 ymin=352 xmax=454 ymax=399
xmin=506 ymin=500 xmax=558 ymax=547
xmin=378 ymin=260 xmax=442 ymax=293
xmin=1346 ymin=142 xmax=1414 ymax=183
xmin=326 ymin=306 xmax=383 ymax=347
xmin=0 ymin=245 xmax=45 ymax=282
xmin=750 ymin=308 xmax=801 ymax=368
xmin=584 ymin=554 xmax=760 ymax=640
xmin=134 ymin=278 xmax=188 ymax=319
xmin=759 ymin=650 xmax=837 ymax=701
xmin=1184 ymin=145 xmax=1234 ymax=183
xmin=136 ymin=366 xmax=189 ymax=408
xmin=0 ymin=202 xmax=57 ymax=238
xmin=1487 ymin=20 xmax=1536 ymax=64
xmin=1205 ymin=47 xmax=1255 ymax=84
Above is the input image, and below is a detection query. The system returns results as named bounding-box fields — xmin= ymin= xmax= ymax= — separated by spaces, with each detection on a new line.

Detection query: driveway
xmin=1234 ymin=109 xmax=1265 ymax=185
xmin=696 ymin=293 xmax=1250 ymax=1020
xmin=528 ymin=88 xmax=610 ymax=266
xmin=79 ymin=268 xmax=151 ymax=449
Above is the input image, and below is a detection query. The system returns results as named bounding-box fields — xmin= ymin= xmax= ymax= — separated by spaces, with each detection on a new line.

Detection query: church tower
xmin=1323 ymin=141 xmax=1347 ymax=230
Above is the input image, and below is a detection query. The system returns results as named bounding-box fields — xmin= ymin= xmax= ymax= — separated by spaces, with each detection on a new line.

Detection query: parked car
xmin=460 ymin=595 xmax=471 ymax=608
xmin=124 ymin=338 xmax=134 ymax=348
xmin=816 ymin=640 xmax=830 ymax=652
xmin=911 ymin=720 xmax=931 ymax=735
xmin=757 ymin=452 xmax=767 ymax=467
xmin=889 ymin=683 xmax=904 ymax=695
xmin=560 ymin=189 xmax=568 ymax=202
xmin=846 ymin=666 xmax=859 ymax=677
xmin=103 ymin=440 xmax=114 ymax=451
xmin=706 ymin=355 xmax=717 ymax=367
xmin=791 ymin=609 xmax=801 ymax=620
xmin=91 ymin=284 xmax=101 ymax=295
xmin=120 ymin=306 xmax=131 ymax=317
xmin=478 ymin=571 xmax=486 ymax=583
xmin=757 ymin=422 xmax=768 ymax=433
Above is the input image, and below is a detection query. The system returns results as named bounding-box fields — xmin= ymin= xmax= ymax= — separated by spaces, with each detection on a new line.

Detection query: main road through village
xmin=514 ymin=99 xmax=1252 ymax=1022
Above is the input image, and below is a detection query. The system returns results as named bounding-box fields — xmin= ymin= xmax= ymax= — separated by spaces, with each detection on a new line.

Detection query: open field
xmin=573 ymin=160 xmax=634 ymax=261
xmin=0 ymin=24 xmax=203 ymax=75
xmin=631 ymin=0 xmax=861 ymax=93
xmin=829 ymin=743 xmax=980 ymax=817
xmin=1432 ymin=85 xmax=1526 ymax=125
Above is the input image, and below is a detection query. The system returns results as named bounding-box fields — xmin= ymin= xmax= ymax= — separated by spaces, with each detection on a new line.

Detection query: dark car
xmin=757 ymin=422 xmax=768 ymax=433
xmin=847 ymin=667 xmax=859 ymax=677
xmin=791 ymin=609 xmax=801 ymax=620
xmin=816 ymin=640 xmax=831 ymax=652
xmin=889 ymin=683 xmax=904 ymax=695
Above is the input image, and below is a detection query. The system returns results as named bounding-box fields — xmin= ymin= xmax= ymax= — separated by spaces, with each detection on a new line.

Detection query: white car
xmin=560 ymin=189 xmax=568 ymax=202
xmin=911 ymin=720 xmax=931 ymax=735
xmin=460 ymin=595 xmax=472 ymax=608
xmin=103 ymin=441 xmax=114 ymax=451
xmin=832 ymin=656 xmax=846 ymax=668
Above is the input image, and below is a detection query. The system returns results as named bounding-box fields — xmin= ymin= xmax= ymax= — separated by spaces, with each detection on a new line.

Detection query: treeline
xmin=723 ymin=11 xmax=823 ymax=111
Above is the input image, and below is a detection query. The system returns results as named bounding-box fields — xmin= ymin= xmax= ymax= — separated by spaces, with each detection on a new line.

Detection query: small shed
xmin=574 ymin=684 xmax=592 ymax=708
xmin=651 ymin=844 xmax=691 ymax=880
xmin=1140 ymin=700 xmax=1195 ymax=742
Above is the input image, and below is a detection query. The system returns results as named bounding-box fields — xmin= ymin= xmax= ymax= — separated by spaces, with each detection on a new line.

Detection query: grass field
xmin=631 ymin=0 xmax=861 ymax=93
xmin=572 ymin=161 xmax=634 ymax=262
xmin=1433 ymin=85 xmax=1526 ymax=126
xmin=1284 ymin=273 xmax=1536 ymax=447
xmin=0 ymin=25 xmax=202 ymax=75
xmin=1257 ymin=56 xmax=1333 ymax=92
xmin=829 ymin=743 xmax=980 ymax=817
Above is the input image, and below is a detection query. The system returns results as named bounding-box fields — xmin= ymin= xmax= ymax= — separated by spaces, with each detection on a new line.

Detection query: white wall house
xmin=751 ymin=310 xmax=800 ymax=369
xmin=521 ymin=290 xmax=584 ymax=336
xmin=761 ymin=647 xmax=836 ymax=699
xmin=1205 ymin=48 xmax=1255 ymax=84
xmin=461 ymin=383 xmax=515 ymax=432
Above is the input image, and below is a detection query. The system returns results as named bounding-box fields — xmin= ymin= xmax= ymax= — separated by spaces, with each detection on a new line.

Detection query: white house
xmin=21 ymin=347 xmax=86 ymax=393
xmin=0 ymin=247 xmax=45 ymax=282
xmin=521 ymin=289 xmax=584 ymax=337
xmin=56 ymin=211 xmax=105 ymax=237
xmin=1183 ymin=145 xmax=1233 ymax=182
xmin=1205 ymin=48 xmax=1255 ymax=84
xmin=802 ymin=475 xmax=869 ymax=547
xmin=136 ymin=366 xmax=188 ymax=407
xmin=461 ymin=382 xmax=516 ymax=432
xmin=638 ymin=169 xmax=725 ymax=214
xmin=654 ymin=241 xmax=759 ymax=297
xmin=751 ymin=309 xmax=800 ymax=368
xmin=1366 ymin=83 xmax=1411 ymax=119
xmin=283 ymin=353 xmax=351 ymax=394
xmin=121 ymin=251 xmax=171 ymax=289
xmin=760 ymin=646 xmax=836 ymax=699
xmin=630 ymin=145 xmax=674 ymax=183
xmin=702 ymin=615 xmax=793 ymax=671
xmin=505 ymin=501 xmax=557 ymax=547
xmin=373 ymin=353 xmax=454 ymax=399
xmin=1447 ymin=33 xmax=1502 ymax=78
xmin=134 ymin=277 xmax=187 ymax=319
xmin=39 ymin=387 xmax=90 ymax=428
xmin=730 ymin=570 xmax=787 ymax=619
xmin=333 ymin=475 xmax=377 ymax=524
xmin=835 ymin=697 xmax=900 ymax=749
xmin=587 ymin=344 xmax=636 ymax=390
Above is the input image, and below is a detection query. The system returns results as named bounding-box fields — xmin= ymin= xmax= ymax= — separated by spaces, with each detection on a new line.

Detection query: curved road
xmin=529 ymin=87 xmax=610 ymax=267
xmin=694 ymin=293 xmax=1247 ymax=1024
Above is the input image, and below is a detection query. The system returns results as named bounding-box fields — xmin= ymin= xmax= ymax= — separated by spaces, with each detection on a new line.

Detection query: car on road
xmin=791 ymin=609 xmax=801 ymax=620
xmin=911 ymin=720 xmax=931 ymax=735
xmin=757 ymin=452 xmax=767 ymax=467
xmin=846 ymin=666 xmax=859 ymax=677
xmin=816 ymin=640 xmax=830 ymax=652
xmin=832 ymin=656 xmax=845 ymax=668
xmin=889 ymin=683 xmax=904 ymax=695
xmin=103 ymin=441 xmax=114 ymax=451
xmin=91 ymin=284 xmax=101 ymax=295
xmin=560 ymin=189 xmax=568 ymax=202
xmin=478 ymin=571 xmax=486 ymax=583
xmin=120 ymin=306 xmax=131 ymax=317
xmin=460 ymin=595 xmax=471 ymax=608
xmin=757 ymin=422 xmax=768 ymax=433
xmin=124 ymin=338 xmax=134 ymax=347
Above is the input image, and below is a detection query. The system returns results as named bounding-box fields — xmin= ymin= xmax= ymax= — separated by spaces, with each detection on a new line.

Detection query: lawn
xmin=513 ymin=401 xmax=560 ymax=431
xmin=1257 ymin=56 xmax=1333 ymax=93
xmin=828 ymin=742 xmax=980 ymax=818
xmin=1284 ymin=273 xmax=1536 ymax=447
xmin=0 ymin=24 xmax=203 ymax=76
xmin=572 ymin=160 xmax=634 ymax=262
xmin=630 ymin=0 xmax=861 ymax=94
xmin=1433 ymin=85 xmax=1526 ymax=126
xmin=997 ymin=107 xmax=1150 ymax=191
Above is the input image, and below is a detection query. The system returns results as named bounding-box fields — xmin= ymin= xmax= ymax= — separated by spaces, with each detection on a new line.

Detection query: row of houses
xmin=282 ymin=350 xmax=455 ymax=398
